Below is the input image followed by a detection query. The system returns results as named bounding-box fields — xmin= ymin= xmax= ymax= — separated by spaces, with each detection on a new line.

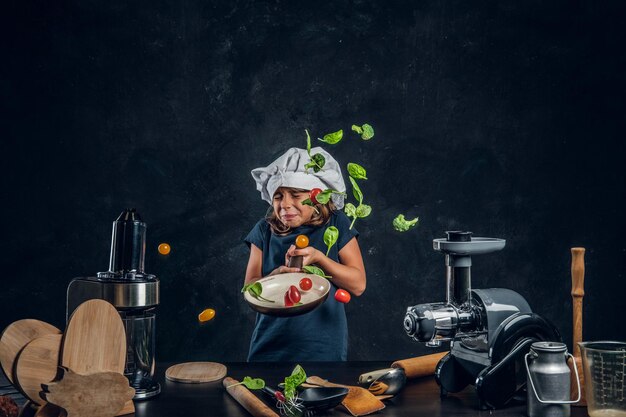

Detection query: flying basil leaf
xmin=302 ymin=265 xmax=331 ymax=278
xmin=393 ymin=214 xmax=419 ymax=232
xmin=356 ymin=204 xmax=372 ymax=218
xmin=349 ymin=177 xmax=363 ymax=204
xmin=344 ymin=203 xmax=357 ymax=217
xmin=361 ymin=124 xmax=374 ymax=140
xmin=347 ymin=163 xmax=367 ymax=180
xmin=306 ymin=129 xmax=312 ymax=155
xmin=315 ymin=189 xmax=333 ymax=204
xmin=301 ymin=198 xmax=315 ymax=206
xmin=319 ymin=129 xmax=343 ymax=145
xmin=308 ymin=153 xmax=326 ymax=172
xmin=323 ymin=226 xmax=339 ymax=256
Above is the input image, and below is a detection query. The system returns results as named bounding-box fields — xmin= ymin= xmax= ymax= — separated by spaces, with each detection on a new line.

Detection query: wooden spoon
xmin=0 ymin=319 xmax=61 ymax=383
xmin=15 ymin=334 xmax=63 ymax=405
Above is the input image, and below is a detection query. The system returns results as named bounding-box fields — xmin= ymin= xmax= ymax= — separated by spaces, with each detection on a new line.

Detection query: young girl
xmin=244 ymin=147 xmax=366 ymax=361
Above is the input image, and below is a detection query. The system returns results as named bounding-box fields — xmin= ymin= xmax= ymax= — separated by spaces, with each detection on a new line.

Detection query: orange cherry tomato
xmin=334 ymin=289 xmax=351 ymax=304
xmin=295 ymin=235 xmax=309 ymax=249
xmin=299 ymin=277 xmax=312 ymax=291
xmin=158 ymin=243 xmax=171 ymax=255
xmin=198 ymin=308 xmax=216 ymax=322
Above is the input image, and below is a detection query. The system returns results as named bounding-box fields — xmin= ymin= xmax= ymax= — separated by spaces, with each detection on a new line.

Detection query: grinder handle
xmin=571 ymin=247 xmax=585 ymax=357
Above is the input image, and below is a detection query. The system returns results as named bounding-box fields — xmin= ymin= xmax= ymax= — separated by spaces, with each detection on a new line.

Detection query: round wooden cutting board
xmin=0 ymin=319 xmax=61 ymax=383
xmin=15 ymin=333 xmax=63 ymax=405
xmin=165 ymin=362 xmax=227 ymax=383
xmin=61 ymin=299 xmax=126 ymax=375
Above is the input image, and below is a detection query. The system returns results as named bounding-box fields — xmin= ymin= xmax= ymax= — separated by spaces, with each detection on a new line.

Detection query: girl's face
xmin=272 ymin=187 xmax=314 ymax=228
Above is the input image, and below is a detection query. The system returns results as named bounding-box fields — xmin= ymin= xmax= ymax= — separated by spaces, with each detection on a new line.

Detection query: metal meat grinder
xmin=403 ymin=231 xmax=561 ymax=409
xmin=67 ymin=209 xmax=161 ymax=399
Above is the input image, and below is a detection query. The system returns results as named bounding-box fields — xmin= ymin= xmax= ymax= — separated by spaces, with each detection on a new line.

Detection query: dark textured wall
xmin=2 ymin=0 xmax=625 ymax=362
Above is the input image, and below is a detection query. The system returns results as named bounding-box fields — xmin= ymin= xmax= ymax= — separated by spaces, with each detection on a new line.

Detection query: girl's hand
xmin=269 ymin=265 xmax=301 ymax=276
xmin=286 ymin=244 xmax=322 ymax=267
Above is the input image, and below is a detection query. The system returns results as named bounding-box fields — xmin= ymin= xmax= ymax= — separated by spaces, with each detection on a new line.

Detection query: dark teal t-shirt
xmin=244 ymin=211 xmax=358 ymax=362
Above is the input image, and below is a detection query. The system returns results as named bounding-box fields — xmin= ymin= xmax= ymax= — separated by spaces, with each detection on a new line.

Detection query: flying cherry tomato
xmin=158 ymin=243 xmax=171 ymax=255
xmin=288 ymin=285 xmax=301 ymax=303
xmin=299 ymin=277 xmax=313 ymax=291
xmin=310 ymin=188 xmax=323 ymax=205
xmin=295 ymin=234 xmax=309 ymax=249
xmin=334 ymin=289 xmax=351 ymax=304
xmin=198 ymin=308 xmax=216 ymax=322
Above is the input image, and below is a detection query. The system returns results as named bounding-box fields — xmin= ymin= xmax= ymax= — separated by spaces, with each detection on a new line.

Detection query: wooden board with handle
xmin=391 ymin=351 xmax=448 ymax=379
xmin=223 ymin=377 xmax=279 ymax=417
xmin=0 ymin=320 xmax=61 ymax=384
xmin=15 ymin=333 xmax=63 ymax=405
xmin=570 ymin=247 xmax=586 ymax=406
xmin=61 ymin=299 xmax=126 ymax=375
xmin=165 ymin=362 xmax=227 ymax=383
xmin=41 ymin=367 xmax=135 ymax=417
xmin=306 ymin=376 xmax=385 ymax=416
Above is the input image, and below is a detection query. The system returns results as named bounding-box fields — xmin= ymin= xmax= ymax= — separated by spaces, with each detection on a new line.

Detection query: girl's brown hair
xmin=266 ymin=188 xmax=337 ymax=235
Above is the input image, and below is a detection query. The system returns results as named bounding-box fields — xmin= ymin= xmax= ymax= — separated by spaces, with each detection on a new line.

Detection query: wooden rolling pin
xmin=391 ymin=351 xmax=447 ymax=378
xmin=223 ymin=377 xmax=279 ymax=417
xmin=570 ymin=247 xmax=586 ymax=406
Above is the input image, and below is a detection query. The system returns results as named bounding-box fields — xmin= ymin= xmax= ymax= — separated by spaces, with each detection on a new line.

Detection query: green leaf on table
xmin=319 ymin=129 xmax=343 ymax=145
xmin=228 ymin=376 xmax=266 ymax=390
xmin=347 ymin=163 xmax=367 ymax=180
xmin=283 ymin=365 xmax=307 ymax=401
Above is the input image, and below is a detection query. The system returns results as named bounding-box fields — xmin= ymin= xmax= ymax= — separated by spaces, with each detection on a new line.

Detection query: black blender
xmin=403 ymin=231 xmax=561 ymax=409
xmin=66 ymin=209 xmax=161 ymax=399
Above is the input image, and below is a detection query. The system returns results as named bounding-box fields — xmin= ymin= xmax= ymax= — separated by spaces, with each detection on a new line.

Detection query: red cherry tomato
xmin=288 ymin=285 xmax=301 ymax=303
xmin=299 ymin=277 xmax=313 ymax=291
xmin=310 ymin=188 xmax=323 ymax=205
xmin=334 ymin=289 xmax=351 ymax=304
xmin=284 ymin=291 xmax=294 ymax=307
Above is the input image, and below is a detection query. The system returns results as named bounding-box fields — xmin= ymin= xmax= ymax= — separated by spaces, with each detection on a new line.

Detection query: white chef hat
xmin=251 ymin=147 xmax=346 ymax=209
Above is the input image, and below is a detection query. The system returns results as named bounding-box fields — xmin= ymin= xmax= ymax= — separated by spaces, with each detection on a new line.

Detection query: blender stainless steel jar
xmin=67 ymin=209 xmax=161 ymax=400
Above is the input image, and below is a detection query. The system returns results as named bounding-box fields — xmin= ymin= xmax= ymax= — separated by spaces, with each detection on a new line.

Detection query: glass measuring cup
xmin=579 ymin=341 xmax=626 ymax=417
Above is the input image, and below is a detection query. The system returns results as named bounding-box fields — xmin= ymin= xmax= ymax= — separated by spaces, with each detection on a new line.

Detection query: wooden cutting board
xmin=1 ymin=319 xmax=61 ymax=383
xmin=165 ymin=362 xmax=227 ymax=383
xmin=15 ymin=333 xmax=63 ymax=405
xmin=61 ymin=299 xmax=126 ymax=375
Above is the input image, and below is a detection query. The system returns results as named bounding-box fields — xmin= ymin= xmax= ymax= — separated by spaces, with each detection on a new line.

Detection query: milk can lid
xmin=531 ymin=341 xmax=567 ymax=353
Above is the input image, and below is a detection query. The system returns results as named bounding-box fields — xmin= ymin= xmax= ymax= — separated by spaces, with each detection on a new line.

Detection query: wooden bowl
xmin=243 ymin=273 xmax=331 ymax=317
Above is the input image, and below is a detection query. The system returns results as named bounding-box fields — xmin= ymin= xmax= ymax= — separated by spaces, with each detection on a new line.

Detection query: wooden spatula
xmin=306 ymin=376 xmax=385 ymax=416
xmin=61 ymin=299 xmax=126 ymax=375
xmin=0 ymin=319 xmax=61 ymax=383
xmin=15 ymin=333 xmax=62 ymax=405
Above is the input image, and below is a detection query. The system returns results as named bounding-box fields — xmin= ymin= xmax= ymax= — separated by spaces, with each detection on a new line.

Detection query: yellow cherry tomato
xmin=198 ymin=308 xmax=216 ymax=322
xmin=295 ymin=235 xmax=309 ymax=249
xmin=158 ymin=243 xmax=171 ymax=255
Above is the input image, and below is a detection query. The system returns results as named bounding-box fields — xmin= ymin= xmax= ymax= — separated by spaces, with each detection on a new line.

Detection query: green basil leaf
xmin=319 ymin=129 xmax=343 ymax=144
xmin=306 ymin=129 xmax=312 ymax=155
xmin=242 ymin=376 xmax=265 ymax=390
xmin=349 ymin=177 xmax=363 ymax=204
xmin=315 ymin=189 xmax=333 ymax=204
xmin=392 ymin=214 xmax=419 ymax=232
xmin=302 ymin=265 xmax=331 ymax=278
xmin=347 ymin=162 xmax=367 ymax=180
xmin=361 ymin=123 xmax=374 ymax=140
xmin=311 ymin=153 xmax=326 ymax=172
xmin=301 ymin=198 xmax=315 ymax=206
xmin=323 ymin=226 xmax=339 ymax=256
xmin=344 ymin=203 xmax=357 ymax=218
xmin=356 ymin=204 xmax=372 ymax=218
xmin=351 ymin=124 xmax=363 ymax=134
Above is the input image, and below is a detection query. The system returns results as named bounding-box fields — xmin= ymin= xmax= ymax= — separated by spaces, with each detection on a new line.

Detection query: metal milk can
xmin=525 ymin=341 xmax=581 ymax=417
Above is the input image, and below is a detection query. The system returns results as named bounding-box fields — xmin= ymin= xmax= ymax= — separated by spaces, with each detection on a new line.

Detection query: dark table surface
xmin=127 ymin=361 xmax=590 ymax=417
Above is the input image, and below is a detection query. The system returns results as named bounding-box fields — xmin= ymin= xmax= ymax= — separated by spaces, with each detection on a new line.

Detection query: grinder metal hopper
xmin=404 ymin=231 xmax=561 ymax=409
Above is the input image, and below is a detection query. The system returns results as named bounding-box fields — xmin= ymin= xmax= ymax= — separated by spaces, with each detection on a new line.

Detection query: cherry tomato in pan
xmin=299 ymin=277 xmax=313 ymax=291
xmin=334 ymin=289 xmax=351 ymax=304
xmin=288 ymin=285 xmax=301 ymax=303
xmin=309 ymin=188 xmax=322 ymax=205
xmin=284 ymin=291 xmax=294 ymax=307
xmin=295 ymin=234 xmax=309 ymax=249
